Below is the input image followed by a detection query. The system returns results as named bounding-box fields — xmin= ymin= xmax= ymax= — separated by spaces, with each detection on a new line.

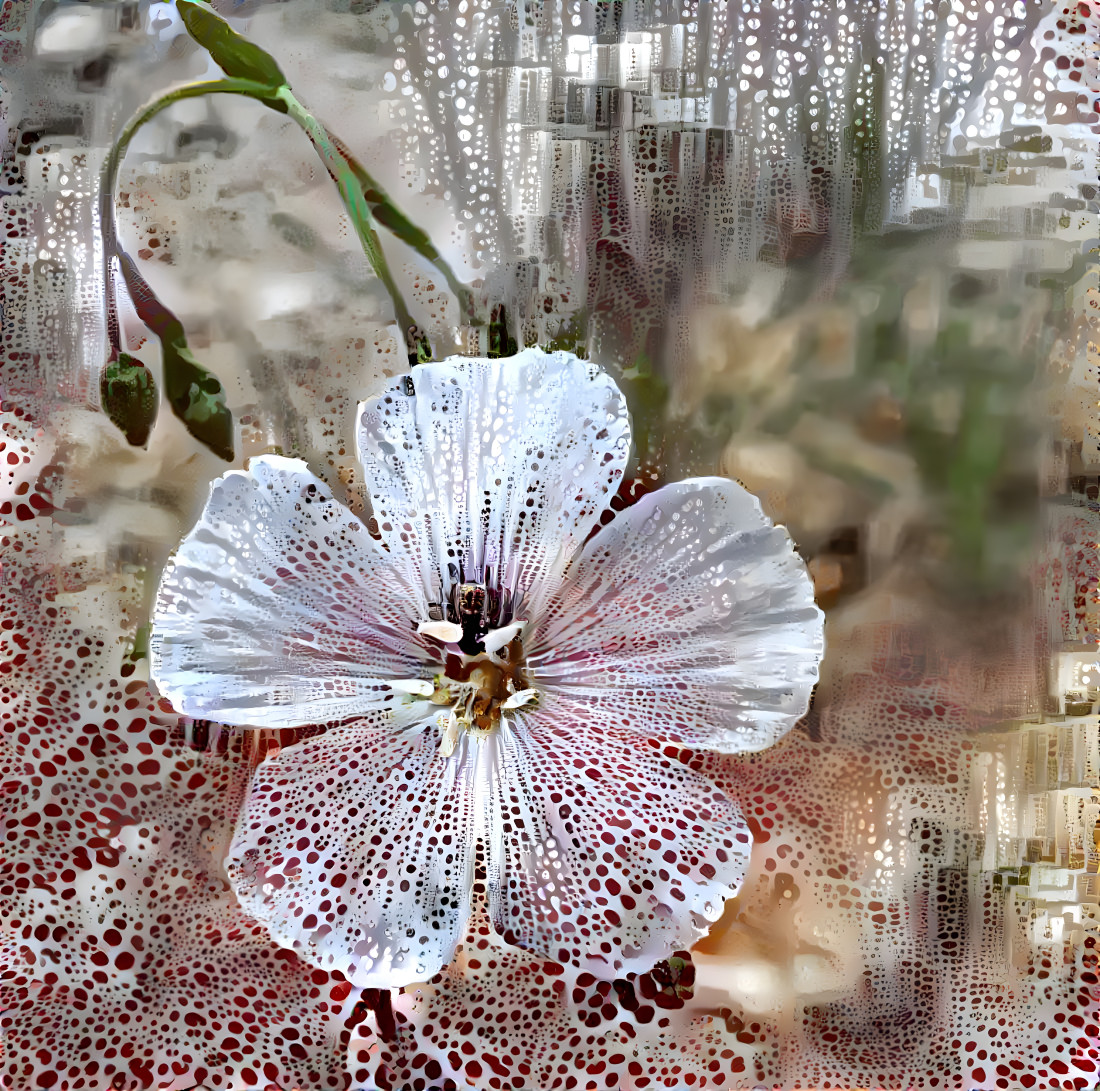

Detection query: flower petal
xmin=151 ymin=454 xmax=427 ymax=728
xmin=226 ymin=717 xmax=476 ymax=988
xmin=357 ymin=349 xmax=631 ymax=610
xmin=483 ymin=697 xmax=751 ymax=979
xmin=528 ymin=478 xmax=824 ymax=753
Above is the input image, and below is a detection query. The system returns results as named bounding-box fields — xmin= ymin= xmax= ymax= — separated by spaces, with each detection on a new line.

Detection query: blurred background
xmin=2 ymin=1 xmax=1099 ymax=1087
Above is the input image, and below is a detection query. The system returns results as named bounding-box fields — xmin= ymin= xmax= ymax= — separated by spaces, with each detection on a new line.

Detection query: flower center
xmin=441 ymin=644 xmax=527 ymax=730
xmin=414 ymin=581 xmax=538 ymax=755
xmin=428 ymin=636 xmax=536 ymax=756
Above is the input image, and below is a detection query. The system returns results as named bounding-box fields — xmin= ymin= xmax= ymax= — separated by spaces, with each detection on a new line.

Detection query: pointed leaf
xmin=176 ymin=0 xmax=287 ymax=89
xmin=324 ymin=127 xmax=472 ymax=315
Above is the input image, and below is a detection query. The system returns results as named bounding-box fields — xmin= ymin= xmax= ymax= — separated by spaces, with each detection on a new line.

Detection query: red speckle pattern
xmin=1039 ymin=0 xmax=1100 ymax=127
xmin=226 ymin=702 xmax=751 ymax=988
xmin=0 ymin=402 xmax=56 ymax=524
xmin=349 ymin=901 xmax=749 ymax=1091
xmin=1 ymin=468 xmax=357 ymax=1089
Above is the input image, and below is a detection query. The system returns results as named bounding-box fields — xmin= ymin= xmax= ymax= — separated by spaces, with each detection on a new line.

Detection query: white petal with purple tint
xmin=151 ymin=455 xmax=428 ymax=728
xmin=483 ymin=695 xmax=752 ymax=979
xmin=357 ymin=349 xmax=631 ymax=611
xmin=529 ymin=477 xmax=824 ymax=753
xmin=149 ymin=358 xmax=825 ymax=991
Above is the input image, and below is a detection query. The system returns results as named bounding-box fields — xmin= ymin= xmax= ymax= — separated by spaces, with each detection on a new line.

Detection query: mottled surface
xmin=3 ymin=0 xmax=1099 ymax=1088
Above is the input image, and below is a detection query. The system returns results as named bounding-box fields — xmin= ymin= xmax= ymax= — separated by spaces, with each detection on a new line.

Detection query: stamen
xmin=482 ymin=620 xmax=527 ymax=655
xmin=418 ymin=620 xmax=464 ymax=643
xmin=429 ymin=580 xmax=536 ymax=756
xmin=501 ymin=687 xmax=538 ymax=711
xmin=440 ymin=709 xmax=461 ymax=757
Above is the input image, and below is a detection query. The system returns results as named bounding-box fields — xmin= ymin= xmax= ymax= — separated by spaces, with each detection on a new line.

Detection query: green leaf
xmin=413 ymin=332 xmax=433 ymax=365
xmin=176 ymin=0 xmax=287 ymax=89
xmin=322 ymin=126 xmax=472 ymax=315
xmin=101 ymin=353 xmax=158 ymax=447
xmin=162 ymin=342 xmax=235 ymax=463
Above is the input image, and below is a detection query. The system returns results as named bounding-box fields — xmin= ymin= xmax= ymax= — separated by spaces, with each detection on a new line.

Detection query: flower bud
xmin=100 ymin=353 xmax=158 ymax=447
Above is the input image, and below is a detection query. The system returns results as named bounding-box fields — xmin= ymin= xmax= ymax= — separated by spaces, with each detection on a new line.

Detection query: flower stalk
xmin=99 ymin=0 xmax=476 ymax=457
xmin=99 ymin=78 xmax=263 ymax=460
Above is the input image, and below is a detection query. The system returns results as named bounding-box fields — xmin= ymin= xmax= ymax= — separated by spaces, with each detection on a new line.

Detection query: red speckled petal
xmin=1 ymin=521 xmax=358 ymax=1090
xmin=226 ymin=719 xmax=477 ymax=989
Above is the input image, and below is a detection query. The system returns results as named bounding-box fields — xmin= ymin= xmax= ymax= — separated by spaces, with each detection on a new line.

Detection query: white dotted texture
xmin=357 ymin=0 xmax=1088 ymax=360
xmin=530 ymin=478 xmax=824 ymax=754
xmin=226 ymin=698 xmax=751 ymax=989
xmin=356 ymin=348 xmax=631 ymax=610
xmin=151 ymin=455 xmax=429 ymax=728
xmin=486 ymin=700 xmax=751 ymax=979
xmin=226 ymin=717 xmax=477 ymax=989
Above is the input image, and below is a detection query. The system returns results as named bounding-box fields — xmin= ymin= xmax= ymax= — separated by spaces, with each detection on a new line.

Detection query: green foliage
xmin=413 ymin=333 xmax=433 ymax=365
xmin=487 ymin=305 xmax=518 ymax=358
xmin=160 ymin=342 xmax=235 ymax=463
xmin=620 ymin=352 xmax=669 ymax=471
xmin=176 ymin=0 xmax=287 ymax=90
xmin=815 ymin=241 xmax=1038 ymax=589
xmin=541 ymin=315 xmax=588 ymax=358
xmin=312 ymin=121 xmax=473 ymax=321
xmin=100 ymin=354 xmax=158 ymax=447
xmin=127 ymin=623 xmax=150 ymax=664
xmin=682 ymin=215 xmax=1045 ymax=598
xmin=102 ymin=1 xmax=477 ymax=403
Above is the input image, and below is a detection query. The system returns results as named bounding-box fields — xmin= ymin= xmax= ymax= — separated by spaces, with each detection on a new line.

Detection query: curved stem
xmin=99 ymin=78 xmax=271 ymax=359
xmin=101 ymin=76 xmax=453 ymax=366
xmin=276 ymin=86 xmax=441 ymax=362
xmin=276 ymin=88 xmax=426 ymax=361
xmin=324 ymin=126 xmax=475 ymax=321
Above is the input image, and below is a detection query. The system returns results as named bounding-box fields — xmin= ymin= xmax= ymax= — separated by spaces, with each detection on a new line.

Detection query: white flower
xmin=150 ymin=348 xmax=824 ymax=988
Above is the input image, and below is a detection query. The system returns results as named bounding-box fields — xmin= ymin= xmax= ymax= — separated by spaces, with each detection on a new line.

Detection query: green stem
xmin=101 ymin=75 xmax=464 ymax=365
xmin=325 ymin=127 xmax=475 ymax=321
xmin=167 ymin=0 xmax=475 ymax=360
xmin=99 ymin=78 xmax=274 ymax=359
xmin=276 ymin=86 xmax=428 ymax=362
